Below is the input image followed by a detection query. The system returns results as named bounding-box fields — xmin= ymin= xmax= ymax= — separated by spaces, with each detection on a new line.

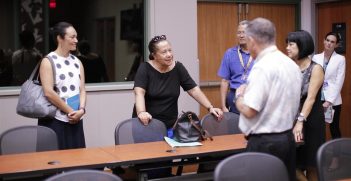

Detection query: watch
xmin=297 ymin=113 xmax=306 ymax=122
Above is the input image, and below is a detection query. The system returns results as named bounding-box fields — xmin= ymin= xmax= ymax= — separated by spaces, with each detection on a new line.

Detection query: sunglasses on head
xmin=152 ymin=35 xmax=166 ymax=42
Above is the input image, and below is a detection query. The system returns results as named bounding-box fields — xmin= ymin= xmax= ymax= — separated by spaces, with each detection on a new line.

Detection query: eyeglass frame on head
xmin=152 ymin=35 xmax=166 ymax=42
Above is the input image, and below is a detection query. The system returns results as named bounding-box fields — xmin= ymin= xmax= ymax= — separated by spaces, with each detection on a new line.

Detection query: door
xmin=198 ymin=2 xmax=297 ymax=117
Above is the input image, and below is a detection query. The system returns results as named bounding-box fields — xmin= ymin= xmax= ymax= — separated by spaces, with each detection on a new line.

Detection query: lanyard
xmin=323 ymin=51 xmax=333 ymax=71
xmin=237 ymin=47 xmax=252 ymax=81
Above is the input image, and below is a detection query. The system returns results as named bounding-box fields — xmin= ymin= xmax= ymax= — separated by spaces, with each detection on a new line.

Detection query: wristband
xmin=80 ymin=107 xmax=86 ymax=114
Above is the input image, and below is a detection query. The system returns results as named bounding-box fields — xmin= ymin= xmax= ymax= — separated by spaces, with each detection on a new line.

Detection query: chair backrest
xmin=45 ymin=169 xmax=123 ymax=181
xmin=114 ymin=118 xmax=167 ymax=145
xmin=0 ymin=125 xmax=58 ymax=155
xmin=317 ymin=138 xmax=351 ymax=181
xmin=201 ymin=112 xmax=241 ymax=136
xmin=214 ymin=152 xmax=289 ymax=181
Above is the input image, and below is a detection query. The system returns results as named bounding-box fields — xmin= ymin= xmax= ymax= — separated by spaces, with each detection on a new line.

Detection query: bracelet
xmin=297 ymin=113 xmax=306 ymax=122
xmin=207 ymin=105 xmax=214 ymax=112
xmin=79 ymin=107 xmax=86 ymax=114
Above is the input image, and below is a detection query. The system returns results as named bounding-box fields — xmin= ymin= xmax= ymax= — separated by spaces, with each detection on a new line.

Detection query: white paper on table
xmin=164 ymin=137 xmax=202 ymax=147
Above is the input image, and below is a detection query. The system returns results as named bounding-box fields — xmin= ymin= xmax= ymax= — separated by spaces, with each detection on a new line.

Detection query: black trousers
xmin=246 ymin=130 xmax=296 ymax=181
xmin=330 ymin=105 xmax=342 ymax=139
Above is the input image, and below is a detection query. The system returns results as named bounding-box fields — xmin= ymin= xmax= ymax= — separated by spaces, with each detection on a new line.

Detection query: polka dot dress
xmin=48 ymin=52 xmax=81 ymax=122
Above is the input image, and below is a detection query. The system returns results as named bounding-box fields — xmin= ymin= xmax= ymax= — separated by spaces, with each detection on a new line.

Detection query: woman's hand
xmin=293 ymin=121 xmax=304 ymax=142
xmin=323 ymin=101 xmax=332 ymax=111
xmin=67 ymin=109 xmax=85 ymax=124
xmin=209 ymin=107 xmax=223 ymax=121
xmin=138 ymin=111 xmax=152 ymax=125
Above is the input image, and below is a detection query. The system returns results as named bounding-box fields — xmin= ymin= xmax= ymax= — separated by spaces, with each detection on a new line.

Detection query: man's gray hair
xmin=246 ymin=17 xmax=276 ymax=45
xmin=239 ymin=20 xmax=249 ymax=26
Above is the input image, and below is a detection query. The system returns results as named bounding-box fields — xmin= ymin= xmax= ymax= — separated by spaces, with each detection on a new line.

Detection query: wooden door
xmin=198 ymin=2 xmax=237 ymax=117
xmin=198 ymin=2 xmax=297 ymax=117
xmin=316 ymin=1 xmax=351 ymax=138
xmin=246 ymin=3 xmax=296 ymax=51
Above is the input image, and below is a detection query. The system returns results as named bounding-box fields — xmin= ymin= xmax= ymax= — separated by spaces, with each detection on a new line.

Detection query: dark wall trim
xmin=198 ymin=0 xmax=300 ymax=3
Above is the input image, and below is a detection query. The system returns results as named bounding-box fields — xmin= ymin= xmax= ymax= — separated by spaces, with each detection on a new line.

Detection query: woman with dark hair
xmin=39 ymin=22 xmax=86 ymax=150
xmin=132 ymin=35 xmax=223 ymax=179
xmin=133 ymin=35 xmax=223 ymax=129
xmin=313 ymin=32 xmax=345 ymax=139
xmin=286 ymin=30 xmax=325 ymax=181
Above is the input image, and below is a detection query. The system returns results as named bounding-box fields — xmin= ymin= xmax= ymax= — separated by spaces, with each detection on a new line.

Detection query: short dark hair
xmin=78 ymin=40 xmax=91 ymax=55
xmin=286 ymin=30 xmax=314 ymax=60
xmin=19 ymin=30 xmax=35 ymax=49
xmin=325 ymin=31 xmax=340 ymax=43
xmin=50 ymin=22 xmax=73 ymax=46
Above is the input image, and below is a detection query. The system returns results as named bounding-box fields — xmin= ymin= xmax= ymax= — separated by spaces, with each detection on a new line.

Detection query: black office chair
xmin=201 ymin=112 xmax=241 ymax=136
xmin=0 ymin=125 xmax=58 ymax=155
xmin=114 ymin=118 xmax=169 ymax=180
xmin=317 ymin=138 xmax=351 ymax=181
xmin=45 ymin=169 xmax=123 ymax=181
xmin=214 ymin=152 xmax=289 ymax=181
xmin=196 ymin=112 xmax=242 ymax=174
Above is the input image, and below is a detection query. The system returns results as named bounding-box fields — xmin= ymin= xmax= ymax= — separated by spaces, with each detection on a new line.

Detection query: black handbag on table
xmin=172 ymin=111 xmax=212 ymax=143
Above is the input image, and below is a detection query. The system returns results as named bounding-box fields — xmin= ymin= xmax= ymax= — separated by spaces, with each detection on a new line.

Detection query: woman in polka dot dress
xmin=39 ymin=22 xmax=86 ymax=150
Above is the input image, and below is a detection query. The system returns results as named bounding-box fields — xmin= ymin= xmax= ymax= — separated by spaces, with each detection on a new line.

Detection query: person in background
xmin=39 ymin=22 xmax=86 ymax=150
xmin=0 ymin=49 xmax=13 ymax=86
xmin=286 ymin=30 xmax=325 ymax=181
xmin=125 ymin=40 xmax=143 ymax=81
xmin=12 ymin=30 xmax=42 ymax=85
xmin=235 ymin=17 xmax=301 ymax=181
xmin=77 ymin=40 xmax=109 ymax=83
xmin=217 ymin=20 xmax=253 ymax=114
xmin=312 ymin=32 xmax=345 ymax=139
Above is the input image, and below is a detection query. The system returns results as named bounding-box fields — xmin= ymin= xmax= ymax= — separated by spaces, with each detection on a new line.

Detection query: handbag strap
xmin=30 ymin=56 xmax=56 ymax=87
xmin=188 ymin=113 xmax=213 ymax=141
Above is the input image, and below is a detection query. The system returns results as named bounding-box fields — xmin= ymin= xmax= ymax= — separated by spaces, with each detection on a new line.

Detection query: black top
xmin=133 ymin=61 xmax=197 ymax=128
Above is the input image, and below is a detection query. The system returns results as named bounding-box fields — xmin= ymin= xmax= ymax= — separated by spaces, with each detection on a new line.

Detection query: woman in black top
xmin=133 ymin=35 xmax=223 ymax=129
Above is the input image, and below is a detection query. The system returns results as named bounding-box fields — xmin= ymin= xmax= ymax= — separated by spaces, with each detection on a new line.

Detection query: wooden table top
xmin=0 ymin=134 xmax=246 ymax=177
xmin=101 ymin=134 xmax=247 ymax=165
xmin=0 ymin=147 xmax=118 ymax=177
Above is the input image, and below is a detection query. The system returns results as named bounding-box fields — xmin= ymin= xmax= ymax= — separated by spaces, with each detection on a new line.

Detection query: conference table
xmin=0 ymin=134 xmax=247 ymax=180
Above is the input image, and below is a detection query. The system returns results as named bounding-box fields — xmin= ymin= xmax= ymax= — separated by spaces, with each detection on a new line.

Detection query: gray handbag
xmin=16 ymin=56 xmax=58 ymax=119
xmin=172 ymin=111 xmax=213 ymax=143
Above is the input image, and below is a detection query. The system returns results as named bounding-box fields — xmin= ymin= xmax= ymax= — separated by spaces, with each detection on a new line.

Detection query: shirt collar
xmin=255 ymin=45 xmax=277 ymax=62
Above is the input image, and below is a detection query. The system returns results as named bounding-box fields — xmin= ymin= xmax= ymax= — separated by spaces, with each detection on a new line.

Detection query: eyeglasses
xmin=152 ymin=35 xmax=166 ymax=42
